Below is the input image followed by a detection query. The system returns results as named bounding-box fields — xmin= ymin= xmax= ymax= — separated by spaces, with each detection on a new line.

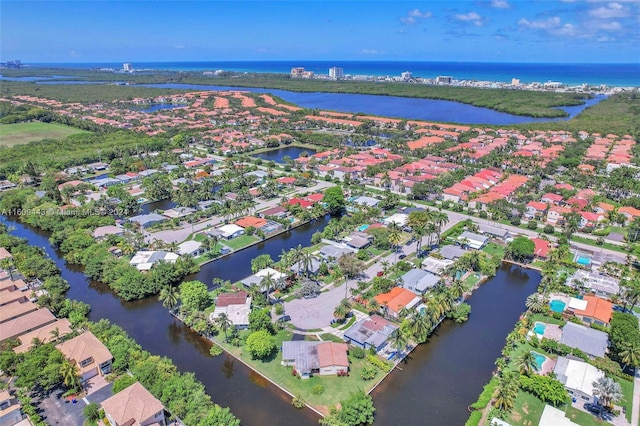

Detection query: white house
xmin=216 ymin=224 xmax=245 ymax=240
xmin=553 ymin=357 xmax=604 ymax=404
xmin=129 ymin=251 xmax=179 ymax=272
xmin=383 ymin=213 xmax=408 ymax=228
xmin=457 ymin=231 xmax=489 ymax=250
xmin=177 ymin=240 xmax=204 ymax=257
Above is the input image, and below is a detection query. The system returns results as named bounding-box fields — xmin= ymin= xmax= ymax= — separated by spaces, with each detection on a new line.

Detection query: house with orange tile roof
xmin=541 ymin=193 xmax=564 ymax=206
xmin=530 ymin=238 xmax=551 ymax=259
xmin=579 ymin=212 xmax=605 ymax=229
xmin=235 ymin=216 xmax=268 ymax=229
xmin=569 ymin=295 xmax=613 ymax=327
xmin=546 ymin=206 xmax=571 ymax=226
xmin=618 ymin=206 xmax=640 ymax=225
xmin=101 ymin=382 xmax=165 ymax=426
xmin=56 ymin=331 xmax=113 ymax=381
xmin=525 ymin=201 xmax=548 ymax=219
xmin=374 ymin=287 xmax=422 ymax=319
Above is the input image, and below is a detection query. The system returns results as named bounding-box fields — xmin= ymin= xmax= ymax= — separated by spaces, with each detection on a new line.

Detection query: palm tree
xmin=431 ymin=211 xmax=449 ymax=245
xmin=494 ymin=373 xmax=519 ymax=412
xmin=158 ymin=285 xmax=179 ymax=311
xmin=592 ymin=376 xmax=623 ymax=413
xmin=300 ymin=251 xmax=316 ymax=277
xmin=214 ymin=313 xmax=232 ymax=342
xmin=408 ymin=313 xmax=432 ymax=344
xmin=333 ymin=299 xmax=351 ymax=322
xmin=525 ymin=294 xmax=546 ymax=313
xmin=260 ymin=272 xmax=278 ymax=305
xmin=390 ymin=328 xmax=408 ymax=354
xmin=367 ymin=298 xmax=380 ymax=314
xmin=380 ymin=260 xmax=390 ymax=275
xmin=449 ymin=279 xmax=466 ymax=300
xmin=60 ymin=360 xmax=80 ymax=391
xmin=388 ymin=229 xmax=403 ymax=264
xmin=619 ymin=342 xmax=640 ymax=371
xmin=49 ymin=327 xmax=61 ymax=343
xmin=516 ymin=351 xmax=537 ymax=376
xmin=290 ymin=245 xmax=305 ymax=276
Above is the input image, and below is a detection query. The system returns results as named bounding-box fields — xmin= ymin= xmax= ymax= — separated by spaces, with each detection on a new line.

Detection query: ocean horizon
xmin=26 ymin=60 xmax=640 ymax=87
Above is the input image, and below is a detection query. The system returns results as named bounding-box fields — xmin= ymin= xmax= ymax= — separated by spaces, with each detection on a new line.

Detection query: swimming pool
xmin=533 ymin=323 xmax=546 ymax=335
xmin=576 ymin=255 xmax=591 ymax=266
xmin=358 ymin=224 xmax=370 ymax=232
xmin=550 ymin=300 xmax=566 ymax=313
xmin=532 ymin=352 xmax=547 ymax=371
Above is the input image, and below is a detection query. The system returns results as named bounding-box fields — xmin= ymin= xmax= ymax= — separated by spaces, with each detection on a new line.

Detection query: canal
xmin=1 ymin=215 xmax=540 ymax=425
xmin=253 ymin=146 xmax=317 ymax=164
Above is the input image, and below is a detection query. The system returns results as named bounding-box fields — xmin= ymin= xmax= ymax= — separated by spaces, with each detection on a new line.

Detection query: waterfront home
xmin=457 ymin=231 xmax=488 ymax=250
xmin=129 ymin=251 xmax=179 ymax=272
xmin=421 ymin=256 xmax=454 ymax=276
xmin=177 ymin=240 xmax=204 ymax=257
xmin=13 ymin=318 xmax=73 ymax=353
xmin=344 ymin=232 xmax=371 ymax=250
xmin=0 ymin=389 xmax=27 ymax=426
xmin=281 ymin=341 xmax=349 ymax=379
xmin=568 ymin=270 xmax=620 ymax=299
xmin=210 ymin=291 xmax=252 ymax=329
xmin=559 ymin=322 xmax=609 ymax=359
xmin=259 ymin=206 xmax=289 ymax=219
xmin=92 ymin=225 xmax=125 ymax=240
xmin=162 ymin=207 xmax=196 ymax=219
xmin=374 ymin=287 xmax=422 ymax=319
xmin=128 ymin=213 xmax=167 ymax=229
xmin=56 ymin=331 xmax=113 ymax=381
xmin=0 ymin=247 xmax=12 ymax=262
xmin=531 ymin=238 xmax=551 ymax=260
xmin=101 ymin=382 xmax=166 ymax=426
xmin=343 ymin=315 xmax=398 ymax=351
xmin=553 ymin=356 xmax=604 ymax=404
xmin=400 ymin=269 xmax=440 ymax=296
xmin=0 ymin=309 xmax=56 ymax=342
xmin=211 ymin=224 xmax=245 ymax=240
xmin=290 ymin=257 xmax=322 ymax=276
xmin=477 ymin=224 xmax=509 ymax=240
xmin=567 ymin=295 xmax=613 ymax=326
xmin=240 ymin=268 xmax=287 ymax=293
xmin=350 ymin=196 xmax=380 ymax=208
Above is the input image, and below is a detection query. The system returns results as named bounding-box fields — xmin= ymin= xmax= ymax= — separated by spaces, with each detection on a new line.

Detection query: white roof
xmin=255 ymin=268 xmax=287 ymax=281
xmin=554 ymin=357 xmax=604 ymax=397
xmin=383 ymin=213 xmax=408 ymax=227
xmin=218 ymin=224 xmax=244 ymax=237
xmin=539 ymin=405 xmax=579 ymax=426
xmin=177 ymin=240 xmax=202 ymax=256
xmin=568 ymin=297 xmax=588 ymax=311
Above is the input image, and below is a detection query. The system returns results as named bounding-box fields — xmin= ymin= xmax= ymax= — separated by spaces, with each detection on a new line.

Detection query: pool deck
xmin=537 ymin=355 xmax=557 ymax=375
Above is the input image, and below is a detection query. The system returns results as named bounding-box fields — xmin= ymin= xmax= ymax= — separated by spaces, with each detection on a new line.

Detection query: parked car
xmin=377 ymin=271 xmax=384 ymax=277
xmin=613 ymin=305 xmax=625 ymax=312
xmin=399 ymin=254 xmax=407 ymax=260
xmin=583 ymin=403 xmax=602 ymax=415
xmin=279 ymin=315 xmax=291 ymax=322
xmin=303 ymin=293 xmax=318 ymax=299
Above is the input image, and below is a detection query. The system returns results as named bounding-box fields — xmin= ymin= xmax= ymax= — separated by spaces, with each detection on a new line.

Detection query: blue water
xmin=139 ymin=83 xmax=608 ymax=125
xmin=533 ymin=323 xmax=546 ymax=335
xmin=532 ymin=352 xmax=547 ymax=371
xmin=550 ymin=300 xmax=566 ymax=313
xmin=138 ymin=104 xmax=186 ymax=113
xmin=576 ymin=255 xmax=591 ymax=266
xmin=358 ymin=224 xmax=370 ymax=232
xmin=27 ymin=61 xmax=640 ymax=86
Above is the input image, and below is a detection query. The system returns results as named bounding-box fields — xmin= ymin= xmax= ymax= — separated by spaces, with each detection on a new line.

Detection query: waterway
xmin=253 ymin=146 xmax=317 ymax=164
xmin=0 ymin=213 xmax=541 ymax=425
xmin=372 ymin=264 xmax=540 ymax=425
xmin=33 ymin=80 xmax=605 ymax=125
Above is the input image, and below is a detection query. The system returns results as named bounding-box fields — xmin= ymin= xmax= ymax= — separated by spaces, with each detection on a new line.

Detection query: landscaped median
xmin=209 ymin=329 xmax=389 ymax=416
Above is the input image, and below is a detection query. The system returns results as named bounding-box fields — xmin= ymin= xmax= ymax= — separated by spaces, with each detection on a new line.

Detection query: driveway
xmin=38 ymin=387 xmax=85 ymax=426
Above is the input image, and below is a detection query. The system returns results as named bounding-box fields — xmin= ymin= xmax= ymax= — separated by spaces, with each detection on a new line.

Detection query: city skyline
xmin=1 ymin=1 xmax=639 ymax=64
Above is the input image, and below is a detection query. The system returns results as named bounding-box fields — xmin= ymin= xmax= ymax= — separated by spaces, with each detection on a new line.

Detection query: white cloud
xmin=491 ymin=0 xmax=510 ymax=9
xmin=455 ymin=12 xmax=484 ymax=26
xmin=401 ymin=8 xmax=432 ymax=25
xmin=360 ymin=49 xmax=381 ymax=55
xmin=589 ymin=2 xmax=629 ymax=19
xmin=597 ymin=36 xmax=616 ymax=42
xmin=518 ymin=17 xmax=578 ymax=37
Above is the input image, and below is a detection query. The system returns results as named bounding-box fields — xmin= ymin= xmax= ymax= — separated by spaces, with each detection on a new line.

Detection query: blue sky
xmin=2 ymin=1 xmax=639 ymax=63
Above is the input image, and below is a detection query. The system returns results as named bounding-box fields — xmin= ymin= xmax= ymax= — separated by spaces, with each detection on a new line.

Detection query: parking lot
xmin=38 ymin=381 xmax=112 ymax=426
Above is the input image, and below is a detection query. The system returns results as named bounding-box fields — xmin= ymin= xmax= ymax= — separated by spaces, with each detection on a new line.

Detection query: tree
xmin=245 ymin=330 xmax=276 ymax=359
xmin=408 ymin=312 xmax=432 ymax=343
xmin=494 ymin=372 xmax=519 ymax=412
xmin=178 ymin=280 xmax=211 ymax=313
xmin=214 ymin=313 xmax=232 ymax=341
xmin=516 ymin=351 xmax=537 ymax=376
xmin=60 ymin=359 xmax=81 ymax=391
xmin=506 ymin=237 xmax=535 ymax=262
xmin=337 ymin=253 xmax=366 ymax=279
xmin=390 ymin=328 xmax=408 ymax=353
xmin=525 ymin=294 xmax=546 ymax=314
xmin=251 ymin=254 xmax=274 ymax=273
xmin=333 ymin=299 xmax=352 ymax=321
xmin=260 ymin=272 xmax=278 ymax=304
xmin=592 ymin=377 xmax=623 ymax=412
xmin=321 ymin=390 xmax=375 ymax=426
xmin=158 ymin=285 xmax=179 ymax=311
xmin=248 ymin=309 xmax=274 ymax=334
xmin=83 ymin=402 xmax=101 ymax=422
xmin=619 ymin=342 xmax=640 ymax=370
xmin=324 ymin=186 xmax=346 ymax=216
xmin=388 ymin=229 xmax=403 ymax=264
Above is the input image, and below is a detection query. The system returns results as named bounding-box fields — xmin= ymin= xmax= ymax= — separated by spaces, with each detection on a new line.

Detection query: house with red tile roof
xmin=235 ymin=216 xmax=268 ymax=229
xmin=618 ymin=206 xmax=640 ymax=225
xmin=288 ymin=198 xmax=313 ymax=209
xmin=546 ymin=206 xmax=572 ymax=226
xmin=525 ymin=202 xmax=548 ymax=219
xmin=530 ymin=238 xmax=551 ymax=259
xmin=579 ymin=212 xmax=605 ymax=229
xmin=281 ymin=341 xmax=349 ymax=379
xmin=374 ymin=287 xmax=422 ymax=319
xmin=541 ymin=193 xmax=564 ymax=205
xmin=570 ymin=295 xmax=613 ymax=326
xmin=277 ymin=177 xmax=296 ymax=186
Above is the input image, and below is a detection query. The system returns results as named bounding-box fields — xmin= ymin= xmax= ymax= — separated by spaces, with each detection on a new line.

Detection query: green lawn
xmin=529 ymin=313 xmax=566 ymax=326
xmin=215 ymin=330 xmax=384 ymax=414
xmin=571 ymin=236 xmax=626 ymax=253
xmin=0 ymin=122 xmax=88 ymax=147
xmin=618 ymin=377 xmax=633 ymax=423
xmin=463 ymin=273 xmax=481 ymax=291
xmin=220 ymin=235 xmax=260 ymax=250
xmin=482 ymin=242 xmax=506 ymax=260
xmin=507 ymin=391 xmax=546 ymax=426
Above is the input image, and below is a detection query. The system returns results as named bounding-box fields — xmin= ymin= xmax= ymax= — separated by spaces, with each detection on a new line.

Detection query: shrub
xmin=292 ymin=394 xmax=306 ymax=409
xmin=510 ymin=217 xmax=521 ymax=226
xmin=527 ymin=220 xmax=539 ymax=230
xmin=312 ymin=385 xmax=325 ymax=395
xmin=275 ymin=303 xmax=284 ymax=315
xmin=543 ymin=225 xmax=555 ymax=234
xmin=83 ymin=402 xmax=101 ymax=421
xmin=351 ymin=347 xmax=366 ymax=359
xmin=361 ymin=364 xmax=378 ymax=380
xmin=464 ymin=411 xmax=482 ymax=426
xmin=366 ymin=354 xmax=392 ymax=372
xmin=209 ymin=344 xmax=223 ymax=357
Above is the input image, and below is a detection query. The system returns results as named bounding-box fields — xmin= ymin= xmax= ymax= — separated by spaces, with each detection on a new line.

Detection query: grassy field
xmin=220 ymin=235 xmax=260 ymax=250
xmin=507 ymin=391 xmax=546 ymax=426
xmin=0 ymin=122 xmax=87 ymax=147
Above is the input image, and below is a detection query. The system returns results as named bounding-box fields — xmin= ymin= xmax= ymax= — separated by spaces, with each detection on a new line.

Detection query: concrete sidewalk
xmin=632 ymin=368 xmax=640 ymax=426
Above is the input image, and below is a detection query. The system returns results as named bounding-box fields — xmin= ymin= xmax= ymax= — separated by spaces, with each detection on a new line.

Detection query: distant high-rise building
xmin=511 ymin=78 xmax=520 ymax=86
xmin=436 ymin=75 xmax=452 ymax=84
xmin=401 ymin=71 xmax=413 ymax=80
xmin=329 ymin=67 xmax=344 ymax=79
xmin=290 ymin=67 xmax=305 ymax=77
xmin=123 ymin=63 xmax=133 ymax=72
